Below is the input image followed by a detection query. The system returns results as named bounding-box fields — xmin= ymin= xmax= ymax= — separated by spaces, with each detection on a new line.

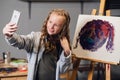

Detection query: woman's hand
xmin=3 ymin=23 xmax=18 ymax=38
xmin=60 ymin=37 xmax=71 ymax=57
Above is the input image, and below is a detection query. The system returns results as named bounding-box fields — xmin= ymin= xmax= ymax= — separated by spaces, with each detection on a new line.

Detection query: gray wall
xmin=0 ymin=0 xmax=120 ymax=80
xmin=0 ymin=0 xmax=100 ymax=59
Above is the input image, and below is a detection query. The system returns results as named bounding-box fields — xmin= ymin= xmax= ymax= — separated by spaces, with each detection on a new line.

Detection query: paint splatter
xmin=74 ymin=19 xmax=114 ymax=53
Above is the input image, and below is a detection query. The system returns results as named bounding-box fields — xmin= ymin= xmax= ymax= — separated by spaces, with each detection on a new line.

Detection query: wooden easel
xmin=60 ymin=0 xmax=112 ymax=80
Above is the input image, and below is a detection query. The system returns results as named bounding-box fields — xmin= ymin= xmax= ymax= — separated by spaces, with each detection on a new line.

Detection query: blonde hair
xmin=39 ymin=9 xmax=71 ymax=50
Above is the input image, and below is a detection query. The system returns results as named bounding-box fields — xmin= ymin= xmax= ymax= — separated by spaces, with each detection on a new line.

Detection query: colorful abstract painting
xmin=72 ymin=15 xmax=120 ymax=64
xmin=74 ymin=19 xmax=114 ymax=53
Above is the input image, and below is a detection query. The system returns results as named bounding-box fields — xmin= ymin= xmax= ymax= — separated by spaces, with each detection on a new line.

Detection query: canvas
xmin=72 ymin=14 xmax=120 ymax=64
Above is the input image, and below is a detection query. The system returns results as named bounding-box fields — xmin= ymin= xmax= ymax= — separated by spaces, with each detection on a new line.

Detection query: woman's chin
xmin=48 ymin=33 xmax=54 ymax=36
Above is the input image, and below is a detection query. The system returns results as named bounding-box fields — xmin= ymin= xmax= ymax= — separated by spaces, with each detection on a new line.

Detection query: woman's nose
xmin=50 ymin=24 xmax=55 ymax=29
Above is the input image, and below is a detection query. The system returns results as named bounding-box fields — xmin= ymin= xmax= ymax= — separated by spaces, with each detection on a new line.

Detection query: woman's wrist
xmin=64 ymin=50 xmax=71 ymax=57
xmin=5 ymin=34 xmax=13 ymax=39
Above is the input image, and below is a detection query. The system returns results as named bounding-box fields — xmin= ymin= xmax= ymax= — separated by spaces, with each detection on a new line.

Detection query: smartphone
xmin=10 ymin=10 xmax=21 ymax=24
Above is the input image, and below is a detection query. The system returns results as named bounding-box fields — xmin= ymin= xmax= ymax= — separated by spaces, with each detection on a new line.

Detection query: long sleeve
xmin=56 ymin=51 xmax=72 ymax=80
xmin=5 ymin=32 xmax=41 ymax=53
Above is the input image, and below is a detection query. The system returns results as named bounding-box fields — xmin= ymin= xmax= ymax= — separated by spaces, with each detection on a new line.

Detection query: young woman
xmin=3 ymin=9 xmax=72 ymax=80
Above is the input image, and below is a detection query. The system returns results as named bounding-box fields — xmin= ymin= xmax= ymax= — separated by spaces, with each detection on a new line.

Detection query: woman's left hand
xmin=60 ymin=37 xmax=71 ymax=57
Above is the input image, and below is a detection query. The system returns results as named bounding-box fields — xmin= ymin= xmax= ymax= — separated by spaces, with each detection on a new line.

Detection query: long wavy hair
xmin=39 ymin=9 xmax=71 ymax=51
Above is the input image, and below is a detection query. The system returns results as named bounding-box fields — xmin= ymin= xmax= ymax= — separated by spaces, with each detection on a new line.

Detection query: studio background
xmin=0 ymin=0 xmax=120 ymax=80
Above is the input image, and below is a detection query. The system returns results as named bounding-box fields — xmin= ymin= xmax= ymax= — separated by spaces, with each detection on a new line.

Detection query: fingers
xmin=60 ymin=37 xmax=69 ymax=49
xmin=3 ymin=22 xmax=18 ymax=37
xmin=60 ymin=37 xmax=71 ymax=56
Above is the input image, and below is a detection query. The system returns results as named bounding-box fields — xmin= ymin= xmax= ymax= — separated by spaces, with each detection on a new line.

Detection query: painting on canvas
xmin=72 ymin=14 xmax=120 ymax=64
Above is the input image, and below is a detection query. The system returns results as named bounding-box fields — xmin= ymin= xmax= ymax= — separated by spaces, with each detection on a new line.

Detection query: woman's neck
xmin=47 ymin=34 xmax=60 ymax=43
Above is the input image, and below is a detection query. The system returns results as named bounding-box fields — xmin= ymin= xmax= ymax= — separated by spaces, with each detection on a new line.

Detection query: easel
xmin=60 ymin=0 xmax=113 ymax=80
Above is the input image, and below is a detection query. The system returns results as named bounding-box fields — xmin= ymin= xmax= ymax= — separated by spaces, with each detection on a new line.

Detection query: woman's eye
xmin=55 ymin=24 xmax=58 ymax=27
xmin=49 ymin=21 xmax=52 ymax=23
xmin=55 ymin=24 xmax=61 ymax=27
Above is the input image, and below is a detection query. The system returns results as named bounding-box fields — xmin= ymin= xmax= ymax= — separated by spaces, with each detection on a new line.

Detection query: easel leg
xmin=87 ymin=61 xmax=95 ymax=80
xmin=105 ymin=64 xmax=111 ymax=80
xmin=60 ymin=71 xmax=69 ymax=80
xmin=70 ymin=58 xmax=80 ymax=80
xmin=105 ymin=9 xmax=111 ymax=80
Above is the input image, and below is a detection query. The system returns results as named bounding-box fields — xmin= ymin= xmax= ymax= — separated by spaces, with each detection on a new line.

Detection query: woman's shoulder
xmin=30 ymin=31 xmax=42 ymax=37
xmin=30 ymin=31 xmax=41 ymax=35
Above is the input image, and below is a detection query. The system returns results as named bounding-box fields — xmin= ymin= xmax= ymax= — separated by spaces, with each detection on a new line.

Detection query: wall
xmin=0 ymin=0 xmax=100 ymax=59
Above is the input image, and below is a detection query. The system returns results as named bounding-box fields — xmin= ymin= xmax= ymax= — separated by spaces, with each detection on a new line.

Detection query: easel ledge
xmin=78 ymin=57 xmax=118 ymax=65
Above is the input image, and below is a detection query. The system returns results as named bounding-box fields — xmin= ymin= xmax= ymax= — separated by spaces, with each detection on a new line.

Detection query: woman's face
xmin=47 ymin=13 xmax=66 ymax=36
